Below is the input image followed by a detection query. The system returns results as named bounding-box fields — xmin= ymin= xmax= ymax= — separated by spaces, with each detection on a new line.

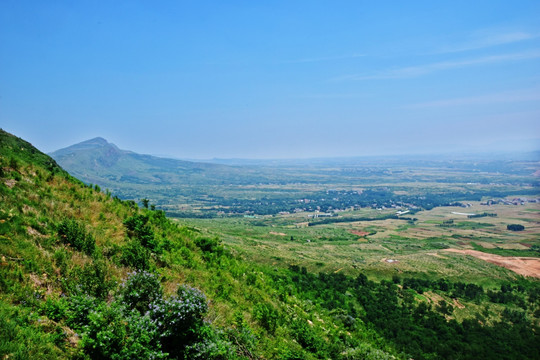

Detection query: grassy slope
xmin=0 ymin=129 xmax=401 ymax=359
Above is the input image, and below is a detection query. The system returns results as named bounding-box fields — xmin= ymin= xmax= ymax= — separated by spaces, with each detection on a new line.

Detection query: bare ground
xmin=443 ymin=249 xmax=540 ymax=279
xmin=350 ymin=230 xmax=370 ymax=237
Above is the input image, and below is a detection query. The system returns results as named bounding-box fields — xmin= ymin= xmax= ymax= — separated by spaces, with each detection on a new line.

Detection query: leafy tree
xmin=124 ymin=214 xmax=156 ymax=250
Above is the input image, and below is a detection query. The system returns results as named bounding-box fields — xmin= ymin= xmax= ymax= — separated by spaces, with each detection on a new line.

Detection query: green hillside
xmin=1 ymin=129 xmax=539 ymax=359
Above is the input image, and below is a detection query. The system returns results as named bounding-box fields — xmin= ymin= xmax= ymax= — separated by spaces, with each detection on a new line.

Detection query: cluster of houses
xmin=481 ymin=197 xmax=539 ymax=206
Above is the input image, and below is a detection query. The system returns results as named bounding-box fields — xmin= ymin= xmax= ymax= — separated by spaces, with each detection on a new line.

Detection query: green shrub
xmin=290 ymin=318 xmax=325 ymax=354
xmin=53 ymin=248 xmax=69 ymax=275
xmin=119 ymin=271 xmax=163 ymax=314
xmin=121 ymin=240 xmax=151 ymax=270
xmin=227 ymin=312 xmax=258 ymax=357
xmin=57 ymin=219 xmax=95 ymax=255
xmin=70 ymin=260 xmax=114 ymax=299
xmin=82 ymin=302 xmax=166 ymax=360
xmin=184 ymin=326 xmax=237 ymax=360
xmin=66 ymin=293 xmax=100 ymax=329
xmin=253 ymin=302 xmax=280 ymax=334
xmin=194 ymin=237 xmax=223 ymax=254
xmin=42 ymin=297 xmax=68 ymax=322
xmin=9 ymin=157 xmax=19 ymax=171
xmin=341 ymin=343 xmax=395 ymax=360
xmin=123 ymin=214 xmax=157 ymax=250
xmin=76 ymin=272 xmax=220 ymax=359
xmin=149 ymin=285 xmax=208 ymax=357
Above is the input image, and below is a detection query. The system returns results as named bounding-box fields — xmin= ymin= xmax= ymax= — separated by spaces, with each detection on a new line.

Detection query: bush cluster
xmin=65 ymin=270 xmax=233 ymax=359
xmin=57 ymin=219 xmax=95 ymax=255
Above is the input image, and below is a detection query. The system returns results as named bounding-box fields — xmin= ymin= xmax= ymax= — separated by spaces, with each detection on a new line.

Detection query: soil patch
xmin=350 ymin=230 xmax=370 ymax=237
xmin=4 ymin=179 xmax=16 ymax=188
xmin=453 ymin=298 xmax=465 ymax=309
xmin=27 ymin=226 xmax=45 ymax=238
xmin=444 ymin=248 xmax=540 ymax=278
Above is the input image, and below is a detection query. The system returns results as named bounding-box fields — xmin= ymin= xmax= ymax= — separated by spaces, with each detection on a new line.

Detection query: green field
xmin=182 ymin=200 xmax=540 ymax=285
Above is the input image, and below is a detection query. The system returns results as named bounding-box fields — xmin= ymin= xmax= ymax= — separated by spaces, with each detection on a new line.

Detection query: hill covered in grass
xmin=1 ymin=128 xmax=539 ymax=359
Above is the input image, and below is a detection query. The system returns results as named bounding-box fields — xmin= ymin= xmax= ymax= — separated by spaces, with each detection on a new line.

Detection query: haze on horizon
xmin=1 ymin=1 xmax=539 ymax=160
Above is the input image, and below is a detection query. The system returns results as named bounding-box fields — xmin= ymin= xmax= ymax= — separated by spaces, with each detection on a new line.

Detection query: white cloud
xmin=294 ymin=93 xmax=367 ymax=99
xmin=406 ymin=88 xmax=540 ymax=109
xmin=437 ymin=31 xmax=540 ymax=54
xmin=334 ymin=50 xmax=540 ymax=81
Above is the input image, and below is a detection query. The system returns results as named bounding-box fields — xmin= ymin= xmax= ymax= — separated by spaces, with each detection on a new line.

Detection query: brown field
xmin=350 ymin=230 xmax=370 ymax=237
xmin=475 ymin=241 xmax=497 ymax=249
xmin=444 ymin=249 xmax=540 ymax=279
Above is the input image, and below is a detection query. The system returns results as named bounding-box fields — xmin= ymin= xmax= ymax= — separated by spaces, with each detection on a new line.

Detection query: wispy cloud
xmin=405 ymin=88 xmax=540 ymax=109
xmin=334 ymin=50 xmax=540 ymax=81
xmin=437 ymin=31 xmax=540 ymax=54
xmin=293 ymin=93 xmax=367 ymax=99
xmin=280 ymin=53 xmax=365 ymax=64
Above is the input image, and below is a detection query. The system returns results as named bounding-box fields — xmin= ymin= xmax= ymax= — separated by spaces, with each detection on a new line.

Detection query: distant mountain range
xmin=50 ymin=137 xmax=540 ymax=211
xmin=49 ymin=137 xmax=268 ymax=203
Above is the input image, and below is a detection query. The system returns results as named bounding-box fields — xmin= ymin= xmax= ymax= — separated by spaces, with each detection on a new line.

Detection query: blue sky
xmin=1 ymin=1 xmax=539 ymax=159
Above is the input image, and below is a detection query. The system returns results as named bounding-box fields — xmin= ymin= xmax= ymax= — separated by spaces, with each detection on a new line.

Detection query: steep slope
xmin=1 ymin=129 xmax=539 ymax=359
xmin=1 ymin=129 xmax=401 ymax=359
xmin=1 ymin=130 xmax=244 ymax=358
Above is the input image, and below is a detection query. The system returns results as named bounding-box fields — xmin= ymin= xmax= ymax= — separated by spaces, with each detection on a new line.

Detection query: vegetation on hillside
xmin=1 ymin=129 xmax=539 ymax=359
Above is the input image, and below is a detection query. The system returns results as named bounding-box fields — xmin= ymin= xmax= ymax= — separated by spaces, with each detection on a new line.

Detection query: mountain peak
xmin=84 ymin=137 xmax=109 ymax=145
xmin=53 ymin=137 xmax=116 ymax=152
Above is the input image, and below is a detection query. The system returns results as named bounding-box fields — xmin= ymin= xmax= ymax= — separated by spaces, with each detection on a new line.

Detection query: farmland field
xmin=180 ymin=198 xmax=540 ymax=286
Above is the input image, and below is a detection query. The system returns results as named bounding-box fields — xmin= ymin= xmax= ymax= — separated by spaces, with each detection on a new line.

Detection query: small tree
xmin=507 ymin=224 xmax=525 ymax=231
xmin=141 ymin=198 xmax=150 ymax=209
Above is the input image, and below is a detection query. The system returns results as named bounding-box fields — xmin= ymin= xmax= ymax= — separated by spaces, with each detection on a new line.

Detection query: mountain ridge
xmin=49 ymin=137 xmax=244 ymax=193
